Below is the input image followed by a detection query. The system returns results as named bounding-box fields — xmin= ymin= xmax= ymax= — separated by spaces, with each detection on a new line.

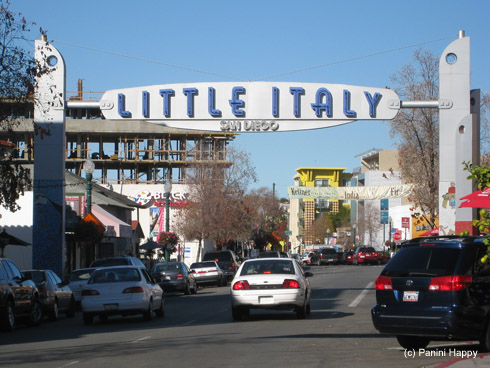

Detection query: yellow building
xmin=291 ymin=167 xmax=352 ymax=247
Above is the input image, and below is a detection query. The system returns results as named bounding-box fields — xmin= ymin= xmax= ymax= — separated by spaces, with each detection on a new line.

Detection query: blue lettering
xmin=208 ymin=87 xmax=221 ymax=117
xmin=142 ymin=91 xmax=149 ymax=118
xmin=290 ymin=87 xmax=305 ymax=117
xmin=118 ymin=93 xmax=131 ymax=118
xmin=183 ymin=88 xmax=198 ymax=117
xmin=343 ymin=90 xmax=356 ymax=118
xmin=229 ymin=86 xmax=246 ymax=117
xmin=364 ymin=91 xmax=382 ymax=117
xmin=159 ymin=89 xmax=175 ymax=117
xmin=311 ymin=88 xmax=332 ymax=117
xmin=272 ymin=87 xmax=279 ymax=117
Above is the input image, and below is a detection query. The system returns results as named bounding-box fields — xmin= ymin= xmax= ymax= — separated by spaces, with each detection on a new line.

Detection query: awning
xmin=459 ymin=187 xmax=490 ymax=209
xmin=420 ymin=227 xmax=439 ymax=236
xmin=92 ymin=204 xmax=132 ymax=239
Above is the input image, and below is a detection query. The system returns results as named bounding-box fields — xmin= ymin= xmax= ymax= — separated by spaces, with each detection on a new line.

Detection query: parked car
xmin=353 ymin=246 xmax=379 ymax=265
xmin=317 ymin=248 xmax=338 ymax=265
xmin=90 ymin=256 xmax=147 ymax=269
xmin=344 ymin=251 xmax=354 ymax=265
xmin=68 ymin=268 xmax=95 ymax=303
xmin=301 ymin=252 xmax=321 ymax=266
xmin=22 ymin=269 xmax=75 ymax=320
xmin=372 ymin=236 xmax=490 ymax=351
xmin=81 ymin=266 xmax=164 ymax=324
xmin=231 ymin=258 xmax=313 ymax=320
xmin=257 ymin=251 xmax=281 ymax=258
xmin=202 ymin=251 xmax=241 ymax=281
xmin=0 ymin=258 xmax=43 ymax=331
xmin=189 ymin=261 xmax=225 ymax=287
xmin=151 ymin=262 xmax=197 ymax=295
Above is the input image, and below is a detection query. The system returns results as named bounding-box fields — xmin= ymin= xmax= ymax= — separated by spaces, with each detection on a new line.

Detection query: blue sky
xmin=11 ymin=0 xmax=490 ymax=198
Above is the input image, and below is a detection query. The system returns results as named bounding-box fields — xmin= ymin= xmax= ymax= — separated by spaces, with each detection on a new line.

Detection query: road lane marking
xmin=57 ymin=362 xmax=79 ymax=368
xmin=131 ymin=336 xmax=151 ymax=343
xmin=348 ymin=281 xmax=374 ymax=308
xmin=183 ymin=320 xmax=198 ymax=325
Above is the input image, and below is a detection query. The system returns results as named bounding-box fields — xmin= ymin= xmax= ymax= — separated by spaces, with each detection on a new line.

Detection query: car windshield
xmin=69 ymin=269 xmax=95 ymax=281
xmin=190 ymin=262 xmax=216 ymax=268
xmin=153 ymin=263 xmax=182 ymax=272
xmin=89 ymin=268 xmax=141 ymax=283
xmin=203 ymin=252 xmax=232 ymax=262
xmin=381 ymin=247 xmax=461 ymax=277
xmin=240 ymin=260 xmax=295 ymax=276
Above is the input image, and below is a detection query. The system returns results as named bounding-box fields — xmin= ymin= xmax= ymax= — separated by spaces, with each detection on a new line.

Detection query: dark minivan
xmin=202 ymin=251 xmax=240 ymax=281
xmin=372 ymin=236 xmax=490 ymax=350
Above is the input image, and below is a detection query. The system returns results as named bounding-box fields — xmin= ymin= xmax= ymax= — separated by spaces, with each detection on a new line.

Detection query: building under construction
xmin=1 ymin=84 xmax=236 ymax=184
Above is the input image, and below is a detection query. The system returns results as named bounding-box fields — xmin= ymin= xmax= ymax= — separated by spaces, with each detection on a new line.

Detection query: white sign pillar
xmin=33 ymin=38 xmax=66 ymax=276
xmin=439 ymin=32 xmax=479 ymax=235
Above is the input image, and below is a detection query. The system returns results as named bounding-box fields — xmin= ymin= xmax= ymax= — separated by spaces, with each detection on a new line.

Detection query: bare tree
xmin=358 ymin=202 xmax=383 ymax=247
xmin=176 ymin=146 xmax=257 ymax=256
xmin=0 ymin=1 xmax=37 ymax=212
xmin=388 ymin=49 xmax=439 ymax=228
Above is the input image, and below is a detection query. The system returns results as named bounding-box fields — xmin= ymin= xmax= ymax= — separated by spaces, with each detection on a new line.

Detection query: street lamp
xmin=164 ymin=180 xmax=172 ymax=261
xmin=352 ymin=224 xmax=357 ymax=248
xmin=326 ymin=228 xmax=330 ymax=245
xmin=83 ymin=159 xmax=95 ymax=215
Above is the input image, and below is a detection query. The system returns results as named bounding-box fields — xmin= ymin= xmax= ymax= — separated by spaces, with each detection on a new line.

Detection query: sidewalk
xmin=427 ymin=352 xmax=490 ymax=368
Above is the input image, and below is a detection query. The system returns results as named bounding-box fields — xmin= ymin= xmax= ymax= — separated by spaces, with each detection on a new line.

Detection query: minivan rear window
xmin=203 ymin=252 xmax=232 ymax=262
xmin=381 ymin=247 xmax=461 ymax=277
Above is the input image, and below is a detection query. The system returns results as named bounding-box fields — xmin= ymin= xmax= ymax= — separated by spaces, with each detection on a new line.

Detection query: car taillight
xmin=82 ymin=289 xmax=100 ymax=296
xmin=232 ymin=263 xmax=236 ymax=270
xmin=428 ymin=276 xmax=472 ymax=291
xmin=282 ymin=279 xmax=300 ymax=288
xmin=232 ymin=280 xmax=250 ymax=290
xmin=123 ymin=286 xmax=144 ymax=293
xmin=375 ymin=275 xmax=393 ymax=290
xmin=177 ymin=272 xmax=183 ymax=280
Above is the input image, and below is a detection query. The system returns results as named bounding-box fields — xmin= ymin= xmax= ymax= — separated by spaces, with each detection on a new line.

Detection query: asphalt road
xmin=0 ymin=264 xmax=483 ymax=368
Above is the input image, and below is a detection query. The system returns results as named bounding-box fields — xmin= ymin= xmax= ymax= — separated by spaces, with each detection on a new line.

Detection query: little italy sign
xmin=100 ymin=82 xmax=400 ymax=132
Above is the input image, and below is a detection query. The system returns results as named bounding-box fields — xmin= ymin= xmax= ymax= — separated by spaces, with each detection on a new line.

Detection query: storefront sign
xmin=288 ymin=184 xmax=413 ymax=200
xmin=100 ymin=82 xmax=400 ymax=132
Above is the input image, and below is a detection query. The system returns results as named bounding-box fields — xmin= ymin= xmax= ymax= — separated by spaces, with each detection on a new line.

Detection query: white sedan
xmin=230 ymin=258 xmax=312 ymax=320
xmin=81 ymin=266 xmax=164 ymax=324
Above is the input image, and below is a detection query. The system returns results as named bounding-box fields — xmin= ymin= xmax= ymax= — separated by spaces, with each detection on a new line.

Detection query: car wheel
xmin=306 ymin=300 xmax=311 ymax=315
xmin=296 ymin=300 xmax=307 ymax=319
xmin=479 ymin=319 xmax=490 ymax=351
xmin=83 ymin=313 xmax=93 ymax=325
xmin=1 ymin=299 xmax=15 ymax=331
xmin=156 ymin=298 xmax=165 ymax=318
xmin=191 ymin=282 xmax=197 ymax=294
xmin=232 ymin=306 xmax=248 ymax=321
xmin=184 ymin=282 xmax=191 ymax=295
xmin=28 ymin=299 xmax=43 ymax=326
xmin=66 ymin=297 xmax=76 ymax=318
xmin=396 ymin=335 xmax=430 ymax=350
xmin=143 ymin=300 xmax=153 ymax=321
xmin=49 ymin=300 xmax=59 ymax=321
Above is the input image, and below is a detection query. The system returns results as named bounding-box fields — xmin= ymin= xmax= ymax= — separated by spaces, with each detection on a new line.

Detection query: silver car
xmin=230 ymin=258 xmax=312 ymax=320
xmin=190 ymin=261 xmax=225 ymax=287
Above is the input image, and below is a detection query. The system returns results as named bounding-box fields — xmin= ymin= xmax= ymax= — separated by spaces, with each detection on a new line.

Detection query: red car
xmin=344 ymin=251 xmax=354 ymax=265
xmin=353 ymin=247 xmax=379 ymax=265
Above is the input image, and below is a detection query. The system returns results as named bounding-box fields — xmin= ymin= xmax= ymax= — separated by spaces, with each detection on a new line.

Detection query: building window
xmin=315 ymin=179 xmax=329 ymax=187
xmin=329 ymin=201 xmax=339 ymax=213
xmin=315 ymin=199 xmax=329 ymax=209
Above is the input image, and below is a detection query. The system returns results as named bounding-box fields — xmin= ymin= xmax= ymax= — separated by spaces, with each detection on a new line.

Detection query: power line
xmin=49 ymin=35 xmax=455 ymax=82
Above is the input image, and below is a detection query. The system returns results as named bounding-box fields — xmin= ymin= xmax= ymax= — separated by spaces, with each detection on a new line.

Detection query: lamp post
xmin=83 ymin=159 xmax=95 ymax=216
xmin=164 ymin=180 xmax=172 ymax=261
xmin=352 ymin=224 xmax=357 ymax=249
xmin=326 ymin=228 xmax=330 ymax=245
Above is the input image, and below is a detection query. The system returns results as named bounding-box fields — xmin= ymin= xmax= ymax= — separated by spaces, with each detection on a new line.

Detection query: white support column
xmin=438 ymin=32 xmax=476 ymax=235
xmin=33 ymin=38 xmax=66 ymax=276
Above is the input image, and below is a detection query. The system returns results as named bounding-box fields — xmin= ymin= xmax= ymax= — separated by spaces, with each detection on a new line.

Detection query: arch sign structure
xmin=32 ymin=31 xmax=479 ymax=276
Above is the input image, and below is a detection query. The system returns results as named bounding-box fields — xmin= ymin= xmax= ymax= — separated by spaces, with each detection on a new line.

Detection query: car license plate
xmin=259 ymin=296 xmax=274 ymax=305
xmin=165 ymin=276 xmax=171 ymax=280
xmin=104 ymin=303 xmax=118 ymax=311
xmin=403 ymin=291 xmax=419 ymax=302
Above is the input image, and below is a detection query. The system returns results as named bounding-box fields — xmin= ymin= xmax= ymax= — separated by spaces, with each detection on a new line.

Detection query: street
xmin=0 ymin=264 xmax=482 ymax=368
